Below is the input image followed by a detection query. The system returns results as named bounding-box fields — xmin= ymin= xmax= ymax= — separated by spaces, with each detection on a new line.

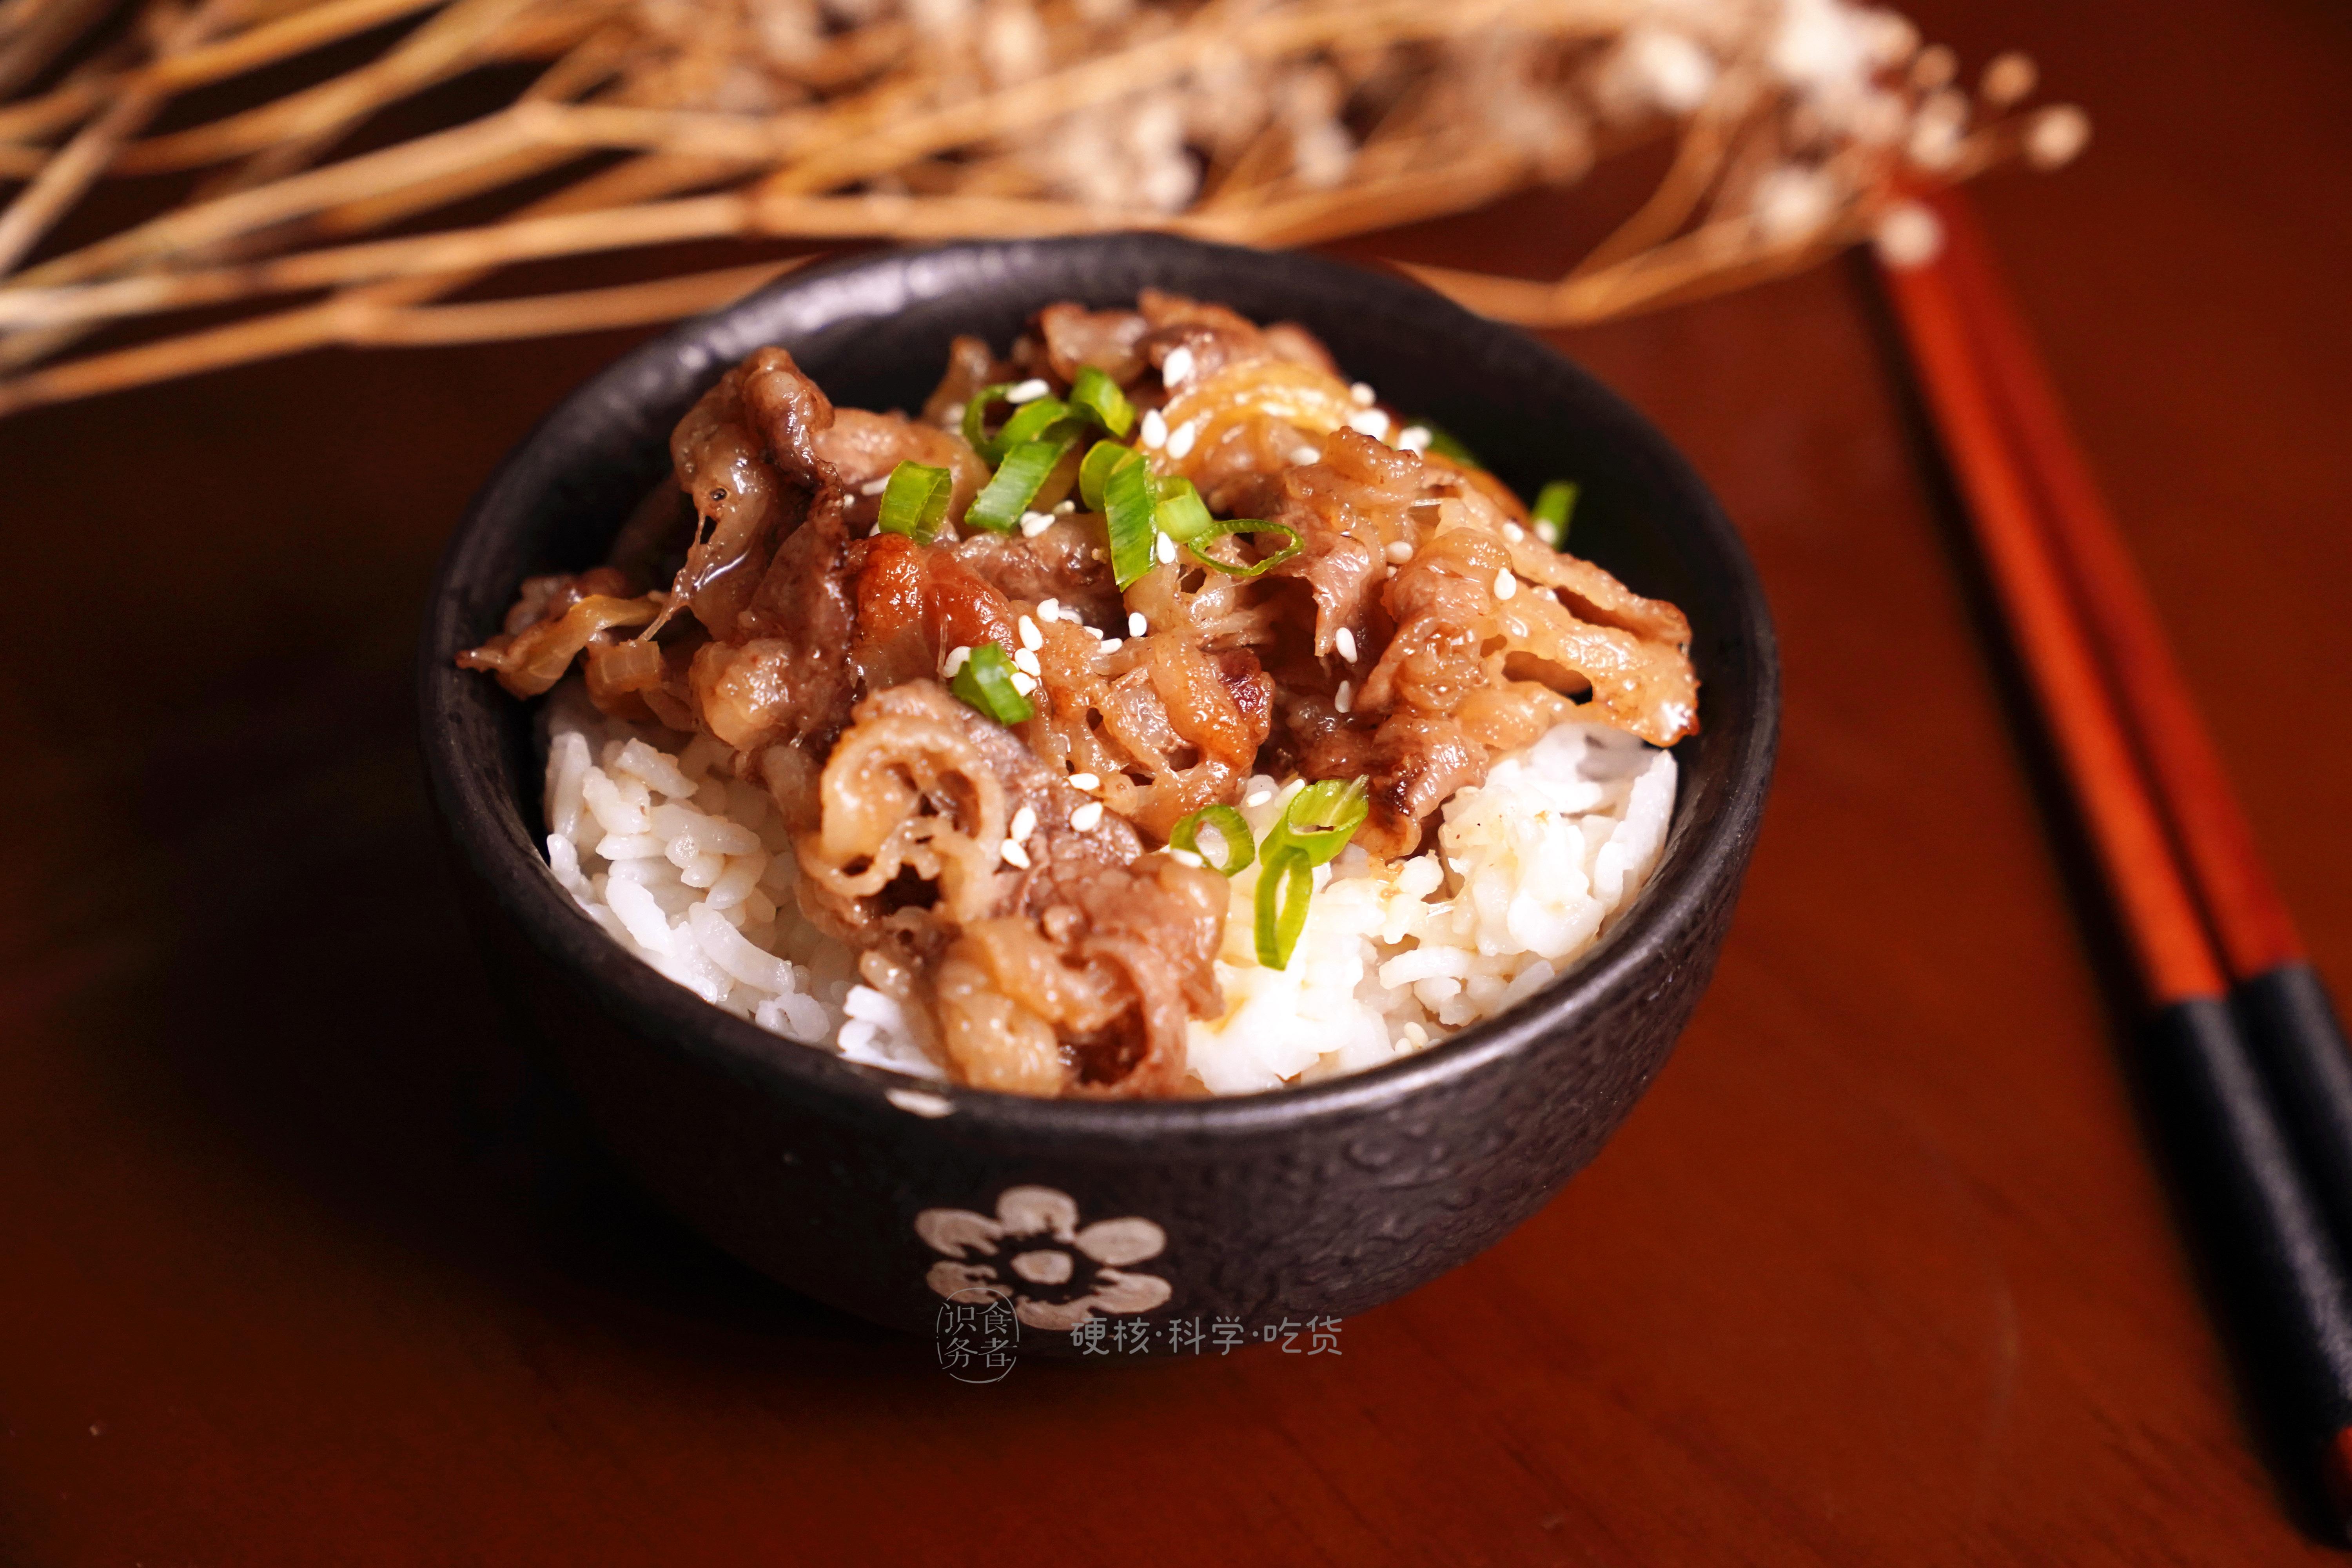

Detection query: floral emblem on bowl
xmin=916 ymin=1185 xmax=1171 ymax=1331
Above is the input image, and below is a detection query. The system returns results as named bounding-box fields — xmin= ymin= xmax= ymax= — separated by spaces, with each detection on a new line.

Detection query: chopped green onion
xmin=1254 ymin=846 xmax=1314 ymax=969
xmin=1418 ymin=421 xmax=1484 ymax=469
xmin=965 ymin=437 xmax=1074 ymax=533
xmin=1078 ymin=438 xmax=1134 ymax=511
xmin=1152 ymin=474 xmax=1215 ymax=542
xmin=1170 ymin=804 xmax=1254 ymax=877
xmin=1260 ymin=775 xmax=1369 ymax=867
xmin=1068 ymin=366 xmax=1135 ymax=437
xmin=961 ymin=383 xmax=1017 ymax=457
xmin=1530 ymin=479 xmax=1578 ymax=547
xmin=1103 ymin=448 xmax=1158 ymax=590
xmin=1183 ymin=517 xmax=1302 ymax=579
xmin=876 ymin=460 xmax=953 ymax=542
xmin=962 ymin=385 xmax=1074 ymax=463
xmin=950 ymin=641 xmax=1033 ymax=725
xmin=995 ymin=396 xmax=1075 ymax=455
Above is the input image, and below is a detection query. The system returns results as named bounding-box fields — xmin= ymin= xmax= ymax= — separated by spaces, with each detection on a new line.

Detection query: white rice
xmin=537 ymin=683 xmax=1675 ymax=1094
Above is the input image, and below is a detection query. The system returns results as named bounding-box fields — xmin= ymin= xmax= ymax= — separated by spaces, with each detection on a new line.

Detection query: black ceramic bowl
xmin=419 ymin=235 xmax=1778 ymax=1346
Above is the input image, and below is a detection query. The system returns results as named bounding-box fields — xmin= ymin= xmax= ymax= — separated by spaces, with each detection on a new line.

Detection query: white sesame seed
xmin=1069 ymin=773 xmax=1100 ymax=791
xmin=1019 ymin=511 xmax=1054 ymax=537
xmin=1140 ymin=408 xmax=1168 ymax=449
xmin=1037 ymin=598 xmax=1060 ymax=622
xmin=1244 ymin=788 xmax=1274 ymax=807
xmin=1155 ymin=532 xmax=1176 ymax=565
xmin=1494 ymin=569 xmax=1518 ymax=600
xmin=1289 ymin=445 xmax=1321 ymax=465
xmin=1070 ymin=801 xmax=1105 ymax=831
xmin=860 ymin=476 xmax=890 ymax=496
xmin=1385 ymin=541 xmax=1414 ymax=564
xmin=1090 ymin=548 xmax=1109 ymax=563
xmin=1097 ymin=638 xmax=1123 ymax=653
xmin=1349 ymin=382 xmax=1376 ymax=407
xmin=1013 ymin=647 xmax=1042 ymax=677
xmin=942 ymin=645 xmax=973 ymax=676
xmin=1335 ymin=681 xmax=1353 ymax=713
xmin=1335 ymin=626 xmax=1358 ymax=663
xmin=1128 ymin=610 xmax=1148 ymax=637
xmin=1018 ymin=615 xmax=1042 ymax=650
xmin=1502 ymin=521 xmax=1524 ymax=543
xmin=942 ymin=402 xmax=965 ymax=426
xmin=1005 ymin=378 xmax=1049 ymax=404
xmin=1397 ymin=426 xmax=1432 ymax=453
xmin=1009 ymin=806 xmax=1036 ymax=842
xmin=1054 ymin=499 xmax=1076 ymax=515
xmin=1009 ymin=670 xmax=1037 ymax=696
xmin=1161 ymin=345 xmax=1195 ymax=386
xmin=1345 ymin=408 xmax=1391 ymax=441
xmin=1169 ymin=848 xmax=1204 ymax=869
xmin=1166 ymin=419 xmax=1198 ymax=459
xmin=1002 ymin=839 xmax=1032 ymax=869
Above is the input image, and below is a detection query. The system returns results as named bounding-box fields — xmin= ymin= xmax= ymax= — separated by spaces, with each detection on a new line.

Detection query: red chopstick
xmin=1932 ymin=178 xmax=2352 ymax=1225
xmin=1878 ymin=194 xmax=2352 ymax=1537
xmin=1926 ymin=190 xmax=2306 ymax=979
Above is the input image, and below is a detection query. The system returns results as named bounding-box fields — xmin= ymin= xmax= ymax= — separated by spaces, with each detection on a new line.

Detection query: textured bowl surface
xmin=418 ymin=234 xmax=1779 ymax=1346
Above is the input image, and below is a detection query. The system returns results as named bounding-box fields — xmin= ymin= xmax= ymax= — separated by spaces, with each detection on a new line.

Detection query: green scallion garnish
xmin=1183 ymin=517 xmax=1302 ymax=579
xmin=995 ymin=395 xmax=1075 ymax=455
xmin=876 ymin=460 xmax=953 ymax=543
xmin=1152 ymin=474 xmax=1214 ymax=542
xmin=963 ymin=384 xmax=1075 ymax=464
xmin=1260 ymin=775 xmax=1370 ymax=867
xmin=1068 ymin=366 xmax=1135 ymax=437
xmin=1103 ymin=449 xmax=1158 ymax=590
xmin=965 ymin=437 xmax=1073 ymax=534
xmin=1254 ymin=846 xmax=1314 ymax=969
xmin=1170 ymin=804 xmax=1255 ymax=877
xmin=1078 ymin=438 xmax=1133 ymax=512
xmin=961 ymin=382 xmax=1017 ymax=458
xmin=1530 ymin=479 xmax=1578 ymax=548
xmin=950 ymin=641 xmax=1033 ymax=725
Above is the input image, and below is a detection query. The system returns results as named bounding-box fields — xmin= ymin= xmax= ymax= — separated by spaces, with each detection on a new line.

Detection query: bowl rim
xmin=418 ymin=232 xmax=1780 ymax=1144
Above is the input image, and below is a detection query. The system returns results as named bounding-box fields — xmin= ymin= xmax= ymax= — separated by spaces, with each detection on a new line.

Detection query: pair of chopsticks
xmin=1880 ymin=188 xmax=2352 ymax=1533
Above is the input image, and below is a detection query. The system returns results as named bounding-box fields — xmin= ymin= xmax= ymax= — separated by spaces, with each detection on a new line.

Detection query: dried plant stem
xmin=0 ymin=257 xmax=800 ymax=412
xmin=0 ymin=0 xmax=117 ymax=99
xmin=115 ymin=0 xmax=543 ymax=171
xmin=0 ymin=144 xmax=1559 ymax=330
xmin=768 ymin=0 xmax=1630 ymax=198
xmin=138 ymin=0 xmax=443 ymax=94
xmin=1402 ymin=213 xmax=1842 ymax=325
xmin=353 ymin=257 xmax=799 ymax=341
xmin=1571 ymin=89 xmax=1742 ymax=278
xmin=17 ymin=107 xmax=543 ymax=285
xmin=0 ymin=0 xmax=239 ymax=274
xmin=0 ymin=0 xmax=2083 ymax=416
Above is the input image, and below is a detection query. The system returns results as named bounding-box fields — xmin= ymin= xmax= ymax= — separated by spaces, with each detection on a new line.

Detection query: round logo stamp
xmin=934 ymin=1285 xmax=1020 ymax=1383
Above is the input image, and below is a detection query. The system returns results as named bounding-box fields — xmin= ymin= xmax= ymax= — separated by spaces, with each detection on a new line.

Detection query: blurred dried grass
xmin=0 ymin=0 xmax=2086 ymax=414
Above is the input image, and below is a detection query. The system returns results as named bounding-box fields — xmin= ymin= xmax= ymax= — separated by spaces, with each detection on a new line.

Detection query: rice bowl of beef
xmin=420 ymin=234 xmax=1777 ymax=1342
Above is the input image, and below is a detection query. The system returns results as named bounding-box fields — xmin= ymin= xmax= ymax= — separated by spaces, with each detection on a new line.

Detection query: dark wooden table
xmin=4 ymin=0 xmax=2348 ymax=1560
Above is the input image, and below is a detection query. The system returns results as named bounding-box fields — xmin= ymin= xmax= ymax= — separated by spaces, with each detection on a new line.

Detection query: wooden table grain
xmin=3 ymin=0 xmax=2347 ymax=1560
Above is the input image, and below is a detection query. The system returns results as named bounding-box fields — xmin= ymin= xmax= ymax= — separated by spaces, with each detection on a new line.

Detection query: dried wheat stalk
xmin=0 ymin=0 xmax=2087 ymax=416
